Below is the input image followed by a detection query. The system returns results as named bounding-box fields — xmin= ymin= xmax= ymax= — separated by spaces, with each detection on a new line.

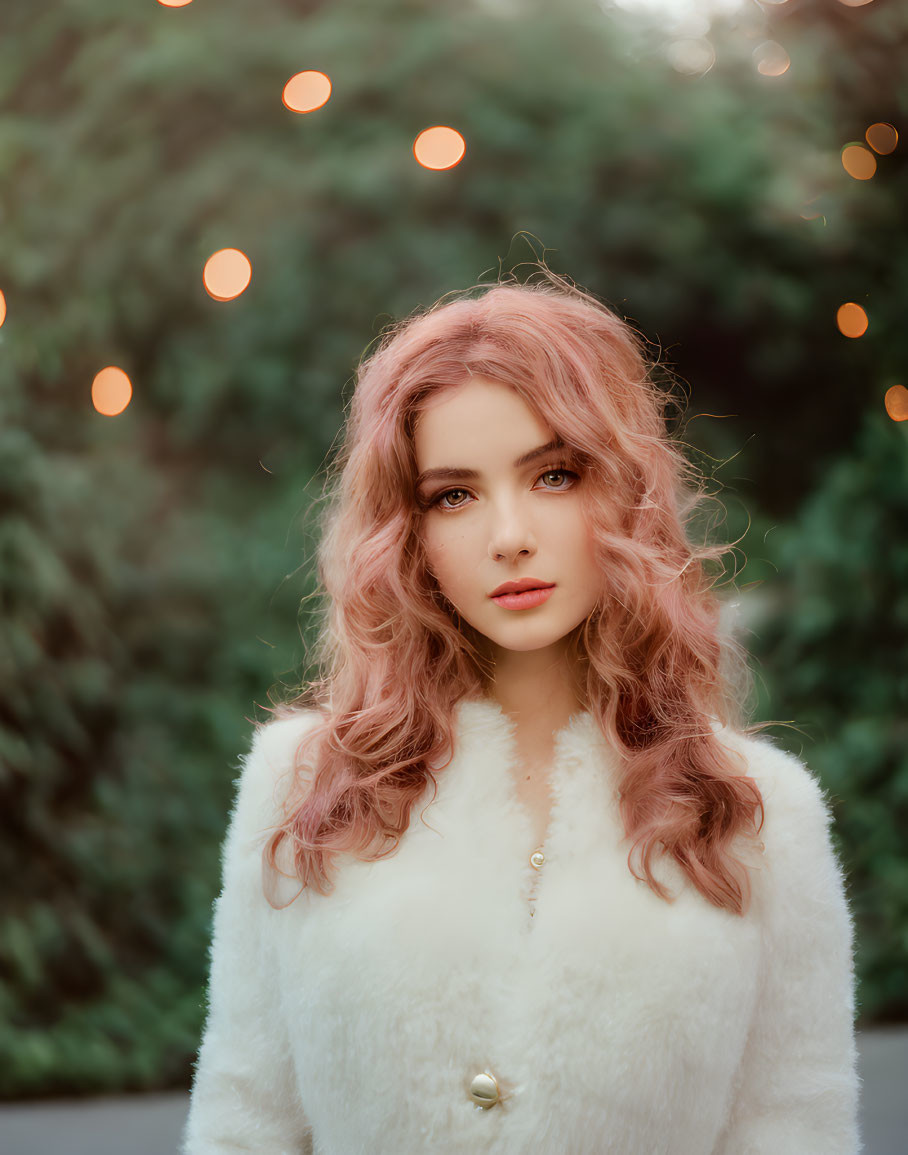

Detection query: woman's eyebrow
xmin=415 ymin=438 xmax=565 ymax=488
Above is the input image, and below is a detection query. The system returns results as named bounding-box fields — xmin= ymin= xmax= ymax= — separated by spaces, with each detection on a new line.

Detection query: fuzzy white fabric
xmin=182 ymin=698 xmax=860 ymax=1154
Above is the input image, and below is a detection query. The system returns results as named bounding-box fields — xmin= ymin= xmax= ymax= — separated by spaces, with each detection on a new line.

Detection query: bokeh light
xmin=800 ymin=202 xmax=826 ymax=224
xmin=282 ymin=71 xmax=332 ymax=114
xmin=203 ymin=249 xmax=252 ymax=301
xmin=670 ymin=11 xmax=710 ymax=38
xmin=666 ymin=39 xmax=716 ymax=77
xmin=0 ymin=290 xmax=6 ymax=328
xmin=837 ymin=0 xmax=875 ymax=7
xmin=884 ymin=385 xmax=908 ymax=422
xmin=753 ymin=41 xmax=791 ymax=77
xmin=413 ymin=126 xmax=466 ymax=171
xmin=865 ymin=122 xmax=898 ymax=155
xmin=841 ymin=144 xmax=876 ymax=180
xmin=156 ymin=0 xmax=194 ymax=7
xmin=92 ymin=367 xmax=133 ymax=416
xmin=836 ymin=302 xmax=869 ymax=338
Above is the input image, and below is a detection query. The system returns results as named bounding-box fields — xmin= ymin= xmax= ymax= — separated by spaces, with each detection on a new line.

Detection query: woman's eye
xmin=540 ymin=469 xmax=573 ymax=489
xmin=430 ymin=466 xmax=578 ymax=510
xmin=436 ymin=488 xmax=469 ymax=509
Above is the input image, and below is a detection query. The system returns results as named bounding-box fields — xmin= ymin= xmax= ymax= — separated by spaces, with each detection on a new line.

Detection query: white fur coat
xmin=182 ymin=698 xmax=860 ymax=1154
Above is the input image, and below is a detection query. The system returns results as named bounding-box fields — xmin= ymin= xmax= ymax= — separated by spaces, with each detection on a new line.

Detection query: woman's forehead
xmin=413 ymin=378 xmax=550 ymax=454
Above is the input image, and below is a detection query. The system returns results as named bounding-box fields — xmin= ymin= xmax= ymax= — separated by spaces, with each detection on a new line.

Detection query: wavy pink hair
xmin=263 ymin=270 xmax=767 ymax=915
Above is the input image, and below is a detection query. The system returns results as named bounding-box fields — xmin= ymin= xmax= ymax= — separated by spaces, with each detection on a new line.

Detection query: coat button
xmin=530 ymin=849 xmax=545 ymax=870
xmin=469 ymin=1070 xmax=500 ymax=1108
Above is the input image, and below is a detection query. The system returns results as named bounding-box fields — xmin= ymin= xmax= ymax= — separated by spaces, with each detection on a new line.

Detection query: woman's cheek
xmin=424 ymin=531 xmax=456 ymax=598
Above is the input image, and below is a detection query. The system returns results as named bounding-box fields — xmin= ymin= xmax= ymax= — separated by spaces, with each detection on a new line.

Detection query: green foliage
xmin=0 ymin=411 xmax=317 ymax=1094
xmin=0 ymin=0 xmax=904 ymax=1095
xmin=746 ymin=413 xmax=908 ymax=1021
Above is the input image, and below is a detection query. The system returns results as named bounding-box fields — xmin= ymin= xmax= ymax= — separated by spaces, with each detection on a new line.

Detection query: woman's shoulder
xmin=227 ymin=707 xmax=326 ymax=847
xmin=712 ymin=723 xmax=841 ymax=884
xmin=244 ymin=707 xmax=326 ymax=777
xmin=713 ymin=724 xmax=830 ymax=815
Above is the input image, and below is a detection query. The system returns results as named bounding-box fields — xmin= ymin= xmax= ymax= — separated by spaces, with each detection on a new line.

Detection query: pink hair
xmin=263 ymin=270 xmax=766 ymax=915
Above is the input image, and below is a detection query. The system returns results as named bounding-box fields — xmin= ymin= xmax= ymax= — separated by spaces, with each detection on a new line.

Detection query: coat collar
xmin=453 ymin=695 xmax=604 ymax=757
xmin=442 ymin=697 xmax=622 ymax=850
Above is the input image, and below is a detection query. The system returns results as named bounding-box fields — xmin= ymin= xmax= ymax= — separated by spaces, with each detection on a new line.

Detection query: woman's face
xmin=413 ymin=377 xmax=602 ymax=659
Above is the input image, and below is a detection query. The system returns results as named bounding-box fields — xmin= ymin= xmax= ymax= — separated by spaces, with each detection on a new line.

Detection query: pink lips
xmin=489 ymin=578 xmax=555 ymax=597
xmin=491 ymin=586 xmax=556 ymax=611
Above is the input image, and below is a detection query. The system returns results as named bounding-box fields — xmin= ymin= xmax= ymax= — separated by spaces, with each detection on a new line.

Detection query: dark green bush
xmin=746 ymin=411 xmax=908 ymax=1022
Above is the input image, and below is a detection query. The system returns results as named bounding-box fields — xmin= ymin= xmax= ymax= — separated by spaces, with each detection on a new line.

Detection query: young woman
xmin=183 ymin=272 xmax=859 ymax=1154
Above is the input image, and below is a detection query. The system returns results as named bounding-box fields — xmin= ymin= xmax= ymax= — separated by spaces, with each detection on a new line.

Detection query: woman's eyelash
xmin=426 ymin=463 xmax=579 ymax=510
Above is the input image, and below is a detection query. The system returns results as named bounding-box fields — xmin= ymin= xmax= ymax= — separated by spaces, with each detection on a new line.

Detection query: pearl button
xmin=469 ymin=1071 xmax=500 ymax=1108
xmin=530 ymin=849 xmax=545 ymax=870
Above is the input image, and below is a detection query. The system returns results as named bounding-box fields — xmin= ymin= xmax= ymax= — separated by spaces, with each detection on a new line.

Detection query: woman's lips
xmin=491 ymin=586 xmax=556 ymax=611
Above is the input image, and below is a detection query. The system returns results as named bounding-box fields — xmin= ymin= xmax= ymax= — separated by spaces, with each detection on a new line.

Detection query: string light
xmin=884 ymin=385 xmax=908 ymax=422
xmin=836 ymin=303 xmax=869 ymax=338
xmin=753 ymin=41 xmax=790 ymax=77
xmin=92 ymin=367 xmax=133 ymax=416
xmin=666 ymin=39 xmax=716 ymax=77
xmin=203 ymin=249 xmax=252 ymax=302
xmin=865 ymin=123 xmax=898 ymax=155
xmin=413 ymin=127 xmax=466 ymax=171
xmin=282 ymin=71 xmax=332 ymax=114
xmin=840 ymin=144 xmax=876 ymax=180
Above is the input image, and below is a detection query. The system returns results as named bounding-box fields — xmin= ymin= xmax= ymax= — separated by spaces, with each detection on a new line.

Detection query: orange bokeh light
xmin=157 ymin=0 xmax=194 ymax=7
xmin=840 ymin=144 xmax=876 ymax=180
xmin=865 ymin=122 xmax=898 ymax=155
xmin=753 ymin=41 xmax=790 ymax=77
xmin=836 ymin=302 xmax=869 ymax=338
xmin=884 ymin=385 xmax=908 ymax=422
xmin=0 ymin=290 xmax=6 ymax=328
xmin=413 ymin=126 xmax=466 ymax=171
xmin=203 ymin=249 xmax=252 ymax=301
xmin=92 ymin=367 xmax=133 ymax=416
xmin=282 ymin=71 xmax=332 ymax=114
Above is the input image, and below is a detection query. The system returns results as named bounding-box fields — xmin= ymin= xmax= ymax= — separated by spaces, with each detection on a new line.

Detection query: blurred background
xmin=1 ymin=0 xmax=905 ymax=1128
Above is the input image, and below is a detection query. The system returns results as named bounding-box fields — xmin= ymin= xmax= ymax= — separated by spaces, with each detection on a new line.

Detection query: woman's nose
xmin=487 ymin=499 xmax=536 ymax=560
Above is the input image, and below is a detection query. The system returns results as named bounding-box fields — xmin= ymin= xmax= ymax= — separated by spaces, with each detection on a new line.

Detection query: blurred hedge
xmin=0 ymin=415 xmax=317 ymax=1093
xmin=745 ymin=410 xmax=908 ymax=1022
xmin=1 ymin=0 xmax=905 ymax=1095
